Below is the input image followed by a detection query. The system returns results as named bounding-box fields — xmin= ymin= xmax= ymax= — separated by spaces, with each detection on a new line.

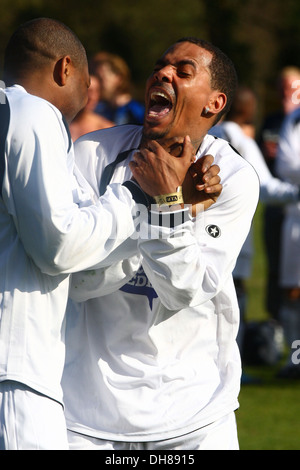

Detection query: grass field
xmin=236 ymin=203 xmax=300 ymax=450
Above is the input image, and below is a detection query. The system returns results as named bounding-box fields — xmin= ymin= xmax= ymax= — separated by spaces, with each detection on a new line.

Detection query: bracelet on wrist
xmin=154 ymin=186 xmax=184 ymax=206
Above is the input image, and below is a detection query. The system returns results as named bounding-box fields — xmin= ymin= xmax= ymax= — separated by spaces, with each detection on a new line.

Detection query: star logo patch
xmin=205 ymin=224 xmax=221 ymax=238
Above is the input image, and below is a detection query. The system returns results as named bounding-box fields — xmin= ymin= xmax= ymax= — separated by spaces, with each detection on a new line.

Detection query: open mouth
xmin=147 ymin=90 xmax=173 ymax=119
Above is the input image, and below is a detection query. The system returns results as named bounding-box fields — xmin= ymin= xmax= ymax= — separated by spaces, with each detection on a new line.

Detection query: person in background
xmin=90 ymin=51 xmax=145 ymax=125
xmin=275 ymin=105 xmax=300 ymax=378
xmin=69 ymin=73 xmax=114 ymax=141
xmin=258 ymin=67 xmax=300 ymax=322
xmin=210 ymin=87 xmax=299 ymax=374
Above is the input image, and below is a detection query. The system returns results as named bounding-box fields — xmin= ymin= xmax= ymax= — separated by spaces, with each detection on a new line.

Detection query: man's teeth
xmin=148 ymin=90 xmax=172 ymax=118
xmin=151 ymin=91 xmax=171 ymax=105
xmin=151 ymin=91 xmax=168 ymax=100
xmin=148 ymin=107 xmax=170 ymax=117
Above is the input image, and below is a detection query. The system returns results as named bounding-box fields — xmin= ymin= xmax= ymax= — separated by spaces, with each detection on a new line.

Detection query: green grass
xmin=236 ymin=203 xmax=300 ymax=450
xmin=237 ymin=366 xmax=300 ymax=450
xmin=245 ymin=203 xmax=269 ymax=323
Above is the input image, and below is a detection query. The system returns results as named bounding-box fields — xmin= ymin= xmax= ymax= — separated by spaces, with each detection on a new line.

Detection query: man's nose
xmin=154 ymin=65 xmax=173 ymax=82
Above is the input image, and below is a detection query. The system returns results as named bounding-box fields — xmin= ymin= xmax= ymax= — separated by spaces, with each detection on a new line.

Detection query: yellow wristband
xmin=154 ymin=186 xmax=184 ymax=206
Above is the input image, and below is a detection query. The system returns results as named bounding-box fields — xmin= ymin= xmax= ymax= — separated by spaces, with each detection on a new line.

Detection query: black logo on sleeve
xmin=205 ymin=224 xmax=221 ymax=238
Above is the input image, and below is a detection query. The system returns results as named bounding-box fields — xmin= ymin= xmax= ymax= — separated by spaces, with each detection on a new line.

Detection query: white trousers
xmin=67 ymin=412 xmax=239 ymax=450
xmin=0 ymin=380 xmax=69 ymax=450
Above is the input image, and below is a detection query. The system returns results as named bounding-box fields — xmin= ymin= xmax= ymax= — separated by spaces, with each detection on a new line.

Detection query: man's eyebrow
xmin=177 ymin=59 xmax=197 ymax=69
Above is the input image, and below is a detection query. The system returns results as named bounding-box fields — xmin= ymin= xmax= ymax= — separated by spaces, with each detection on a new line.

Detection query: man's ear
xmin=209 ymin=92 xmax=227 ymax=115
xmin=53 ymin=56 xmax=71 ymax=86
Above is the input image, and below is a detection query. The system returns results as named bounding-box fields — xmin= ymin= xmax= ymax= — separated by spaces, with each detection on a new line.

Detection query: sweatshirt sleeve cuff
xmin=122 ymin=180 xmax=155 ymax=207
xmin=148 ymin=206 xmax=191 ymax=228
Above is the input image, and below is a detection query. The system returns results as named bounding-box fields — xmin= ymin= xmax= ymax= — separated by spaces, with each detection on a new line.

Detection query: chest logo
xmin=120 ymin=266 xmax=158 ymax=309
xmin=205 ymin=224 xmax=221 ymax=238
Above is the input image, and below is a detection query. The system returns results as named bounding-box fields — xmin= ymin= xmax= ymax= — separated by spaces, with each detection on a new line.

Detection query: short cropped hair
xmin=4 ymin=17 xmax=87 ymax=84
xmin=176 ymin=37 xmax=238 ymax=123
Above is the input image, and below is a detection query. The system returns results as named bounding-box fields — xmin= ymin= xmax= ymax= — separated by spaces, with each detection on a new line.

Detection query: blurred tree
xmin=0 ymin=0 xmax=299 ymax=117
xmin=279 ymin=0 xmax=300 ymax=68
xmin=202 ymin=0 xmax=253 ymax=83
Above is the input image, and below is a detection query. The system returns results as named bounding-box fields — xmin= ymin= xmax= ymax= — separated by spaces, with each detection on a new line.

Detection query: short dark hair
xmin=176 ymin=37 xmax=238 ymax=123
xmin=4 ymin=17 xmax=87 ymax=85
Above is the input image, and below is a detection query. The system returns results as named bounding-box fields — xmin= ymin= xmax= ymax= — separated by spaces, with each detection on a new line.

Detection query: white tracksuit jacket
xmin=62 ymin=124 xmax=260 ymax=441
xmin=0 ymin=86 xmax=141 ymax=404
